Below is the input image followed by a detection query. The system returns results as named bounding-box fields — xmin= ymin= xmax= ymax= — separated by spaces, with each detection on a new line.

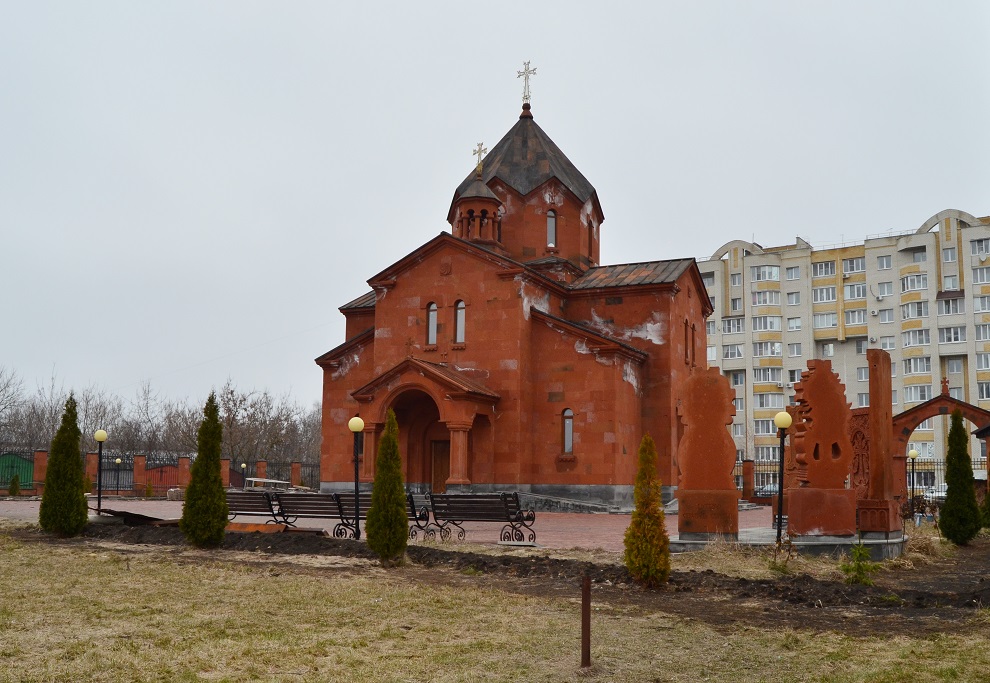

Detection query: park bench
xmin=274 ymin=491 xmax=434 ymax=540
xmin=426 ymin=492 xmax=536 ymax=543
xmin=406 ymin=492 xmax=432 ymax=540
xmin=225 ymin=490 xmax=281 ymax=524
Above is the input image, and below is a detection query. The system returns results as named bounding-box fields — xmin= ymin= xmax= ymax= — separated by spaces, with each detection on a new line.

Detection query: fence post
xmin=742 ymin=460 xmax=755 ymax=499
xmin=178 ymin=456 xmax=191 ymax=488
xmin=84 ymin=452 xmax=99 ymax=491
xmin=33 ymin=450 xmax=48 ymax=492
xmin=256 ymin=460 xmax=267 ymax=480
xmin=133 ymin=455 xmax=146 ymax=496
xmin=221 ymin=459 xmax=231 ymax=488
xmin=290 ymin=462 xmax=301 ymax=487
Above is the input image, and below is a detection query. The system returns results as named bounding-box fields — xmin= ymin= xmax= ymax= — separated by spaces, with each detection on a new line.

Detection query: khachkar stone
xmin=788 ymin=360 xmax=857 ymax=537
xmin=858 ymin=348 xmax=901 ymax=533
xmin=675 ymin=366 xmax=739 ymax=540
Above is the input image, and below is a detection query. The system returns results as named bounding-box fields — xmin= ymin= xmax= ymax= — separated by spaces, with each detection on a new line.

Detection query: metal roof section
xmin=340 ymin=291 xmax=376 ymax=310
xmin=570 ymin=259 xmax=694 ymax=290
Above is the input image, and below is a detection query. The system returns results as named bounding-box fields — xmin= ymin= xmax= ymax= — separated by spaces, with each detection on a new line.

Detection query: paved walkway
xmin=0 ymin=497 xmax=775 ymax=553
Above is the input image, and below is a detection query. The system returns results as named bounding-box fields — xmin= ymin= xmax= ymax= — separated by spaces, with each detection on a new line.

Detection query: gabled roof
xmin=314 ymin=327 xmax=374 ymax=367
xmin=570 ymin=259 xmax=695 ymax=290
xmin=351 ymin=357 xmax=500 ymax=403
xmin=449 ymin=104 xmax=598 ymax=220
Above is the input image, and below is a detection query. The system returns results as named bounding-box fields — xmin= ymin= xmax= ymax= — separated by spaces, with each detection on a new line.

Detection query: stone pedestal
xmin=676 ymin=489 xmax=739 ymax=540
xmin=858 ymin=498 xmax=901 ymax=533
xmin=787 ymin=487 xmax=857 ymax=536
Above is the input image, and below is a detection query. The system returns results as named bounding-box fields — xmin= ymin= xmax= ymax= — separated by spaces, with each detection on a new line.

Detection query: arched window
xmin=562 ymin=408 xmax=574 ymax=455
xmin=427 ymin=302 xmax=438 ymax=345
xmin=547 ymin=210 xmax=557 ymax=247
xmin=454 ymin=300 xmax=466 ymax=343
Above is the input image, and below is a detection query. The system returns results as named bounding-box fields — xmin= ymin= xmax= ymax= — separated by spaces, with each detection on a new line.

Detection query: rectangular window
xmin=730 ymin=298 xmax=743 ymax=312
xmin=786 ymin=292 xmax=800 ymax=305
xmin=971 ymin=238 xmax=990 ymax=255
xmin=754 ymin=393 xmax=784 ymax=409
xmin=787 ymin=317 xmax=802 ymax=331
xmin=754 ymin=446 xmax=778 ymax=461
xmin=855 ymin=339 xmax=868 ymax=355
xmin=788 ymin=369 xmax=801 ymax=383
xmin=812 ymin=261 xmax=836 ymax=277
xmin=947 ymin=358 xmax=963 ymax=374
xmin=912 ymin=250 xmax=927 ymax=263
xmin=820 ymin=342 xmax=835 ymax=357
xmin=938 ymin=326 xmax=966 ymax=343
xmin=752 ymin=341 xmax=782 ymax=358
xmin=788 ymin=343 xmax=801 ymax=357
xmin=938 ymin=297 xmax=963 ymax=315
xmin=732 ymin=423 xmax=745 ymax=437
xmin=844 ymin=284 xmax=867 ymax=300
xmin=723 ymin=317 xmax=745 ymax=334
xmin=843 ymin=257 xmax=866 ymax=274
xmin=877 ymin=255 xmax=892 ymax=270
xmin=890 ymin=361 xmax=897 ymax=377
xmin=880 ymin=336 xmax=895 ymax=350
xmin=813 ymin=313 xmax=838 ymax=329
xmin=733 ymin=397 xmax=744 ymax=411
xmin=723 ymin=344 xmax=744 ymax=359
xmin=976 ymin=296 xmax=990 ymax=312
xmin=974 ymin=267 xmax=990 ymax=285
xmin=707 ymin=346 xmax=717 ymax=362
xmin=857 ymin=367 xmax=869 ymax=381
xmin=753 ymin=419 xmax=776 ymax=435
xmin=706 ymin=320 xmax=716 ymax=335
xmin=730 ymin=273 xmax=742 ymax=286
xmin=901 ymin=274 xmax=928 ymax=292
xmin=751 ymin=290 xmax=780 ymax=306
xmin=944 ymin=275 xmax=959 ymax=290
xmin=902 ymin=329 xmax=931 ymax=347
xmin=917 ymin=418 xmax=934 ymax=431
xmin=903 ymin=357 xmax=932 ymax=375
xmin=978 ymin=324 xmax=990 ymax=341
xmin=752 ymin=367 xmax=782 ymax=383
xmin=878 ymin=282 xmax=893 ymax=297
xmin=751 ymin=316 xmax=781 ymax=331
xmin=892 ymin=390 xmax=898 ymax=404
xmin=701 ymin=272 xmax=715 ymax=287
xmin=978 ymin=353 xmax=990 ymax=370
xmin=943 ymin=247 xmax=957 ymax=262
xmin=813 ymin=286 xmax=837 ymax=303
xmin=730 ymin=371 xmax=745 ymax=386
xmin=750 ymin=265 xmax=780 ymax=282
xmin=845 ymin=309 xmax=867 ymax=325
xmin=879 ymin=309 xmax=895 ymax=323
xmin=786 ymin=266 xmax=800 ymax=280
xmin=904 ymin=385 xmax=933 ymax=403
xmin=950 ymin=387 xmax=964 ymax=400
xmin=900 ymin=301 xmax=929 ymax=320
xmin=981 ymin=383 xmax=990 ymax=401
xmin=857 ymin=393 xmax=870 ymax=407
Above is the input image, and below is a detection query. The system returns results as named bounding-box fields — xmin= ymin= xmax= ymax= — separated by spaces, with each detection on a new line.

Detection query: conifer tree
xmin=8 ymin=473 xmax=20 ymax=497
xmin=623 ymin=433 xmax=670 ymax=587
xmin=366 ymin=409 xmax=408 ymax=566
xmin=39 ymin=394 xmax=88 ymax=536
xmin=939 ymin=409 xmax=981 ymax=545
xmin=180 ymin=392 xmax=228 ymax=548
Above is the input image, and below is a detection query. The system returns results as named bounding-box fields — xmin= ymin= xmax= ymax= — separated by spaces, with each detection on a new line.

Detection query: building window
xmin=454 ymin=300 xmax=466 ymax=343
xmin=752 ymin=342 xmax=782 ymax=358
xmin=427 ymin=302 xmax=438 ymax=345
xmin=981 ymin=383 xmax=990 ymax=401
xmin=754 ymin=393 xmax=784 ymax=409
xmin=546 ymin=210 xmax=557 ymax=247
xmin=702 ymin=272 xmax=715 ymax=288
xmin=943 ymin=275 xmax=959 ymax=291
xmin=974 ymin=267 xmax=990 ymax=284
xmin=723 ymin=317 xmax=745 ymax=334
xmin=562 ymin=409 xmax=574 ymax=455
xmin=788 ymin=343 xmax=802 ymax=357
xmin=892 ymin=390 xmax=898 ymax=404
xmin=732 ymin=423 xmax=745 ymax=437
xmin=878 ymin=282 xmax=893 ymax=297
xmin=751 ymin=316 xmax=781 ymax=331
xmin=938 ymin=326 xmax=965 ymax=344
xmin=978 ymin=353 xmax=990 ymax=370
xmin=917 ymin=418 xmax=933 ymax=431
xmin=879 ymin=309 xmax=894 ymax=323
xmin=813 ymin=313 xmax=838 ymax=329
xmin=733 ymin=397 xmax=744 ymax=411
xmin=723 ymin=344 xmax=744 ymax=359
xmin=753 ymin=367 xmax=782 ymax=383
xmin=845 ymin=309 xmax=867 ymax=325
xmin=707 ymin=346 xmax=717 ymax=363
xmin=786 ymin=266 xmax=800 ymax=280
xmin=820 ymin=343 xmax=835 ymax=358
xmin=902 ymin=329 xmax=931 ymax=347
xmin=901 ymin=274 xmax=928 ymax=292
xmin=787 ymin=317 xmax=802 ymax=331
xmin=972 ymin=238 xmax=990 ymax=256
xmin=904 ymin=385 xmax=933 ymax=403
xmin=947 ymin=358 xmax=963 ymax=374
xmin=844 ymin=284 xmax=867 ymax=300
xmin=857 ymin=367 xmax=869 ymax=381
xmin=843 ymin=257 xmax=865 ymax=274
xmin=786 ymin=291 xmax=800 ymax=305
xmin=754 ymin=419 xmax=776 ymax=435
xmin=950 ymin=387 xmax=964 ymax=400
xmin=750 ymin=265 xmax=780 ymax=282
xmin=812 ymin=261 xmax=836 ymax=277
xmin=912 ymin=250 xmax=927 ymax=263
xmin=903 ymin=357 xmax=932 ymax=375
xmin=880 ymin=336 xmax=895 ymax=350
xmin=938 ymin=297 xmax=963 ymax=315
xmin=752 ymin=290 xmax=780 ymax=306
xmin=730 ymin=371 xmax=745 ymax=386
xmin=900 ymin=301 xmax=929 ymax=320
xmin=857 ymin=393 xmax=870 ymax=407
xmin=855 ymin=339 xmax=868 ymax=354
xmin=706 ymin=320 xmax=716 ymax=335
xmin=813 ymin=286 xmax=836 ymax=303
xmin=877 ymin=255 xmax=892 ymax=270
xmin=730 ymin=298 xmax=743 ymax=312
xmin=730 ymin=273 xmax=742 ymax=286
xmin=943 ymin=247 xmax=957 ymax=263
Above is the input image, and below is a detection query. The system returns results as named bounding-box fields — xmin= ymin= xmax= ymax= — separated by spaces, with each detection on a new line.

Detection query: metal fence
xmin=0 ymin=451 xmax=35 ymax=489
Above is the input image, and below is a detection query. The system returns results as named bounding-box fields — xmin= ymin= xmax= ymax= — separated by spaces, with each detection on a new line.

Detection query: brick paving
xmin=0 ymin=497 xmax=775 ymax=553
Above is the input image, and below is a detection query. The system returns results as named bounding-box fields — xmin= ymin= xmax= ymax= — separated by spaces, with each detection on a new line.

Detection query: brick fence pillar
xmin=33 ymin=450 xmax=48 ymax=492
xmin=290 ymin=462 xmax=301 ymax=487
xmin=85 ymin=452 xmax=99 ymax=490
xmin=742 ymin=460 xmax=755 ymax=499
xmin=133 ymin=455 xmax=147 ymax=496
xmin=221 ymin=459 xmax=231 ymax=488
xmin=178 ymin=456 xmax=191 ymax=487
xmin=255 ymin=460 xmax=267 ymax=480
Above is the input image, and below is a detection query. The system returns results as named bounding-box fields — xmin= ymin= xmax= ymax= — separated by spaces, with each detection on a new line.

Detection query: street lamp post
xmin=348 ymin=416 xmax=365 ymax=540
xmin=908 ymin=449 xmax=919 ymax=517
xmin=94 ymin=430 xmax=108 ymax=515
xmin=241 ymin=462 xmax=247 ymax=489
xmin=115 ymin=458 xmax=122 ymax=495
xmin=773 ymin=411 xmax=793 ymax=545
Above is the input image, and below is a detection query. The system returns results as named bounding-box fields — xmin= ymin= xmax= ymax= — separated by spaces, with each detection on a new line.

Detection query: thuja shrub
xmin=7 ymin=474 xmax=20 ymax=497
xmin=623 ymin=433 xmax=671 ymax=587
xmin=179 ymin=392 xmax=228 ymax=548
xmin=39 ymin=395 xmax=88 ymax=537
xmin=939 ymin=410 xmax=981 ymax=545
xmin=366 ymin=409 xmax=408 ymax=566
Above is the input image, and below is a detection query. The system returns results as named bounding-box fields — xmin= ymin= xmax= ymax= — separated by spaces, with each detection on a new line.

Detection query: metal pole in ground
xmin=581 ymin=575 xmax=591 ymax=669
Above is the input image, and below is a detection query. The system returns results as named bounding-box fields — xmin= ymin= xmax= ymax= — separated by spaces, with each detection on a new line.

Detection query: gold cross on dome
xmin=517 ymin=61 xmax=537 ymax=103
xmin=473 ymin=142 xmax=487 ymax=172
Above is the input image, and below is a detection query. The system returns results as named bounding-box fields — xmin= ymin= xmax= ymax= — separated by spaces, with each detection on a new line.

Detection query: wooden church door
xmin=430 ymin=440 xmax=450 ymax=492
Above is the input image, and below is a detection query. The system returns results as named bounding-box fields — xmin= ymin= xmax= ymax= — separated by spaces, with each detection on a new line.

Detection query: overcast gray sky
xmin=2 ymin=1 xmax=988 ymax=408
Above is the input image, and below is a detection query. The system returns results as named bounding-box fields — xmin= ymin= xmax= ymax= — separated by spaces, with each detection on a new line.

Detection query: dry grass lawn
xmin=0 ymin=526 xmax=987 ymax=682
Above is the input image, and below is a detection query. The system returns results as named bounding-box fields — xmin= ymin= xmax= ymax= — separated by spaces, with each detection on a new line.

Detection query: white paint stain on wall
xmin=623 ymin=362 xmax=640 ymax=392
xmin=375 ymin=327 xmax=392 ymax=338
xmin=331 ymin=352 xmax=360 ymax=381
xmin=499 ymin=359 xmax=519 ymax=370
xmin=588 ymin=309 xmax=666 ymax=346
xmin=516 ymin=276 xmax=550 ymax=320
xmin=574 ymin=340 xmax=590 ymax=355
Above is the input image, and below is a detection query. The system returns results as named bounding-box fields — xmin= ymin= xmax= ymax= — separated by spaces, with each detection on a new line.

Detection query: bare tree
xmin=0 ymin=366 xmax=24 ymax=421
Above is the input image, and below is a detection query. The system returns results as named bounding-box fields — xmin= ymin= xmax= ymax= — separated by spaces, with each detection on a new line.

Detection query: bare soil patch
xmin=19 ymin=522 xmax=990 ymax=638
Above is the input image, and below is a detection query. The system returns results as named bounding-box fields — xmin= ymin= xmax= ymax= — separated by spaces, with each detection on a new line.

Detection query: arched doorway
xmin=389 ymin=389 xmax=448 ymax=493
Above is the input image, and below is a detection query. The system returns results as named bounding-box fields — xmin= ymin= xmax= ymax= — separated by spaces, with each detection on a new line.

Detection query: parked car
xmin=923 ymin=484 xmax=948 ymax=503
xmin=754 ymin=484 xmax=779 ymax=497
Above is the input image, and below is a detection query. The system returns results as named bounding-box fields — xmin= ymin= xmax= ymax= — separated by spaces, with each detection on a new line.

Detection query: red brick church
xmin=316 ymin=101 xmax=711 ymax=507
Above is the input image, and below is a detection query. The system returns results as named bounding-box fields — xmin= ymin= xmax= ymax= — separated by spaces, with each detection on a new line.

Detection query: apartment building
xmin=698 ymin=209 xmax=990 ymax=489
